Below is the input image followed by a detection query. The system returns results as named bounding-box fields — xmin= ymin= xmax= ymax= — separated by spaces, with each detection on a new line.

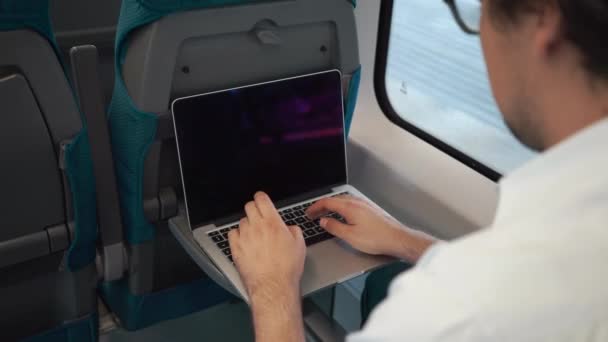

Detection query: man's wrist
xmin=249 ymin=279 xmax=305 ymax=342
xmin=249 ymin=278 xmax=300 ymax=308
xmin=390 ymin=227 xmax=438 ymax=263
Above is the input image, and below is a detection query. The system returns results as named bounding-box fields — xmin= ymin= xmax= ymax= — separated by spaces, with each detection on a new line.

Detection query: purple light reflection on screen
xmin=259 ymin=127 xmax=343 ymax=144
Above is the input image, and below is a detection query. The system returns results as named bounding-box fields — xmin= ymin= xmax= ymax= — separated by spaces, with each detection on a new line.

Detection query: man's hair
xmin=490 ymin=0 xmax=608 ymax=80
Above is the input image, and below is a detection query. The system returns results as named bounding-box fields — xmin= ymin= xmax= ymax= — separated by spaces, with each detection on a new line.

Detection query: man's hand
xmin=228 ymin=192 xmax=306 ymax=342
xmin=307 ymin=195 xmax=437 ymax=263
xmin=228 ymin=191 xmax=306 ymax=298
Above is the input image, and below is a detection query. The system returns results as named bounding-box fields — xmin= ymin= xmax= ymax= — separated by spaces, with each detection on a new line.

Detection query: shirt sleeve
xmin=347 ymin=246 xmax=485 ymax=342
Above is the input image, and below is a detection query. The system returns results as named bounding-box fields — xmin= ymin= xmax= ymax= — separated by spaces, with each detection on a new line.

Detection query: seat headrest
xmin=129 ymin=0 xmax=355 ymax=19
xmin=136 ymin=0 xmax=274 ymax=12
xmin=0 ymin=0 xmax=57 ymax=53
xmin=0 ymin=0 xmax=52 ymax=36
xmin=135 ymin=0 xmax=355 ymax=12
xmin=116 ymin=0 xmax=355 ymax=55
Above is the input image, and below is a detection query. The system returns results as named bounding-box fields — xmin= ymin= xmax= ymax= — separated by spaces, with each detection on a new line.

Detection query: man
xmin=228 ymin=0 xmax=608 ymax=340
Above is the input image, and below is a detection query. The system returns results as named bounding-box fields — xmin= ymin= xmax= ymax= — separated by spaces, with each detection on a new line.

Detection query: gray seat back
xmin=118 ymin=0 xmax=360 ymax=296
xmin=0 ymin=28 xmax=97 ymax=341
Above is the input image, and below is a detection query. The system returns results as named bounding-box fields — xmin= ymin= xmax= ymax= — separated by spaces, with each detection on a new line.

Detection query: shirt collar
xmin=494 ymin=118 xmax=608 ymax=225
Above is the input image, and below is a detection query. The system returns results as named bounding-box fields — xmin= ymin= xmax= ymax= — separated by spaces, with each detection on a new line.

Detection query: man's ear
xmin=532 ymin=1 xmax=563 ymax=60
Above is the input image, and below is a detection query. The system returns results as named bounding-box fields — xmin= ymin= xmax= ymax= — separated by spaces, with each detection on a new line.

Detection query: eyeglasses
xmin=444 ymin=0 xmax=481 ymax=35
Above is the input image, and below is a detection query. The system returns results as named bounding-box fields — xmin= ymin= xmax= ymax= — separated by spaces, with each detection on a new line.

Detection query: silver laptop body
xmin=171 ymin=70 xmax=394 ymax=301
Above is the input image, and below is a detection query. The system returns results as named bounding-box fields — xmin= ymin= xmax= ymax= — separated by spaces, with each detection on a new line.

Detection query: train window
xmin=375 ymin=0 xmax=536 ymax=180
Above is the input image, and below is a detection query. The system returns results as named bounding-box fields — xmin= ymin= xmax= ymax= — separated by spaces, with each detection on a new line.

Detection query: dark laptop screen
xmin=172 ymin=70 xmax=347 ymax=228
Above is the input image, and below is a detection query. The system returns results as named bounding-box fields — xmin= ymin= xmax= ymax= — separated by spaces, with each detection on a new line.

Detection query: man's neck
xmin=537 ymin=74 xmax=608 ymax=150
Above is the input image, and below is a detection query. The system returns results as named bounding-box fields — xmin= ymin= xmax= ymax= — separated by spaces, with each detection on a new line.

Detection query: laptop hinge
xmin=213 ymin=186 xmax=336 ymax=227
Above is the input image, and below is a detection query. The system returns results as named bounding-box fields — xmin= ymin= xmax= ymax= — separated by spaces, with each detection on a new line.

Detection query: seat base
xmin=22 ymin=313 xmax=98 ymax=342
xmin=100 ymin=276 xmax=235 ymax=331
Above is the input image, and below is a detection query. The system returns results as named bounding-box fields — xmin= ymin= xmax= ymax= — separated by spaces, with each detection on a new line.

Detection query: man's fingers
xmin=320 ymin=217 xmax=351 ymax=239
xmin=228 ymin=229 xmax=241 ymax=256
xmin=288 ymin=225 xmax=305 ymax=243
xmin=228 ymin=228 xmax=240 ymax=240
xmin=228 ymin=229 xmax=239 ymax=246
xmin=238 ymin=218 xmax=250 ymax=236
xmin=254 ymin=192 xmax=279 ymax=219
xmin=307 ymin=198 xmax=353 ymax=221
xmin=306 ymin=207 xmax=331 ymax=219
xmin=244 ymin=201 xmax=262 ymax=222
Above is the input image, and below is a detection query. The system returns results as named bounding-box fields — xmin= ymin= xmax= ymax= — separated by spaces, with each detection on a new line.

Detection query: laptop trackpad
xmin=301 ymin=238 xmax=394 ymax=297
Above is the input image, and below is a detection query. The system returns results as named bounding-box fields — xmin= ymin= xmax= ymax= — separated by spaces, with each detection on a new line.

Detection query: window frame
xmin=374 ymin=0 xmax=502 ymax=182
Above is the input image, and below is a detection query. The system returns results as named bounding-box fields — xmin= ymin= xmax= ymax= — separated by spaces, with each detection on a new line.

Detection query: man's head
xmin=479 ymin=0 xmax=608 ymax=151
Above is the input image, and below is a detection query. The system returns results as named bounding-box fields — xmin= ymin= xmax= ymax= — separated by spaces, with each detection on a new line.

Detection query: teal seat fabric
xmin=63 ymin=132 xmax=98 ymax=271
xmin=104 ymin=0 xmax=360 ymax=331
xmin=22 ymin=314 xmax=99 ymax=342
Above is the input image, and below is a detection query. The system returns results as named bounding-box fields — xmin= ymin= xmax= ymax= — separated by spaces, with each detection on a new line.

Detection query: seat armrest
xmin=70 ymin=45 xmax=126 ymax=281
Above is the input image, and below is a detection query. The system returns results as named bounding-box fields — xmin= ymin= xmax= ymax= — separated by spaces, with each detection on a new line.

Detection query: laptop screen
xmin=172 ymin=70 xmax=347 ymax=228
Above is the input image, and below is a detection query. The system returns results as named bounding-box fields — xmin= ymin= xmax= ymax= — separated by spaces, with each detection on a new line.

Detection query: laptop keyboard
xmin=208 ymin=192 xmax=349 ymax=263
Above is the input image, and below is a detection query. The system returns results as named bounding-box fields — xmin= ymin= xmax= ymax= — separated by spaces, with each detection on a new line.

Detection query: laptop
xmin=171 ymin=70 xmax=394 ymax=300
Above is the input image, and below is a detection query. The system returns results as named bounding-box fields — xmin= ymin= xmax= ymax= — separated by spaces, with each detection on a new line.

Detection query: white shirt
xmin=349 ymin=119 xmax=608 ymax=342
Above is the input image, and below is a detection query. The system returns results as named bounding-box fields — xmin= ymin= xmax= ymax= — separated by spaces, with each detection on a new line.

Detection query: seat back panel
xmin=0 ymin=73 xmax=65 ymax=243
xmin=171 ymin=21 xmax=338 ymax=99
xmin=122 ymin=0 xmax=359 ymax=112
xmin=0 ymin=30 xmax=82 ymax=145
